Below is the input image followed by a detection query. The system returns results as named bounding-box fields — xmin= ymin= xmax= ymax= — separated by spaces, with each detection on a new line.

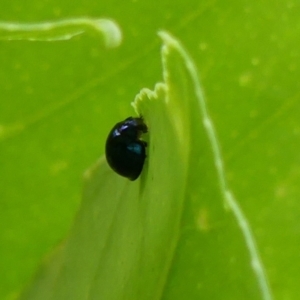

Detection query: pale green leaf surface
xmin=19 ymin=32 xmax=272 ymax=300
xmin=20 ymin=33 xmax=188 ymax=300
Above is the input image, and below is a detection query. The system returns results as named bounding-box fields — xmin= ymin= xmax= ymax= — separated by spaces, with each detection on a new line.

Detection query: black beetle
xmin=105 ymin=117 xmax=147 ymax=180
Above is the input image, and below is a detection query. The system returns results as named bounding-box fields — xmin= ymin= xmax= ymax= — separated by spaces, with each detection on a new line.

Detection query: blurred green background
xmin=0 ymin=0 xmax=300 ymax=299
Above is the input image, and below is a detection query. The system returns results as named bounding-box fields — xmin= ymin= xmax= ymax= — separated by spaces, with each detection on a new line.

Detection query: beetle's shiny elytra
xmin=105 ymin=117 xmax=148 ymax=181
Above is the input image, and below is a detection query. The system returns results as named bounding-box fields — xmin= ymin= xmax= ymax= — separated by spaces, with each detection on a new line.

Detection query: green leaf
xmin=19 ymin=32 xmax=272 ymax=300
xmin=1 ymin=2 xmax=300 ymax=300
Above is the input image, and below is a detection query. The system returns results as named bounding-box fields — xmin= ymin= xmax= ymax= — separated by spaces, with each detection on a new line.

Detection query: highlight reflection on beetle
xmin=105 ymin=117 xmax=147 ymax=180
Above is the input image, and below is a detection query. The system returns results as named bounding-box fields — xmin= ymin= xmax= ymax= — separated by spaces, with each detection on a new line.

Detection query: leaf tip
xmin=131 ymin=83 xmax=166 ymax=116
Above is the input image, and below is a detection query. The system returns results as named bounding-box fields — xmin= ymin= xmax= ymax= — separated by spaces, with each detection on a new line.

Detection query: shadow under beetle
xmin=105 ymin=117 xmax=148 ymax=181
